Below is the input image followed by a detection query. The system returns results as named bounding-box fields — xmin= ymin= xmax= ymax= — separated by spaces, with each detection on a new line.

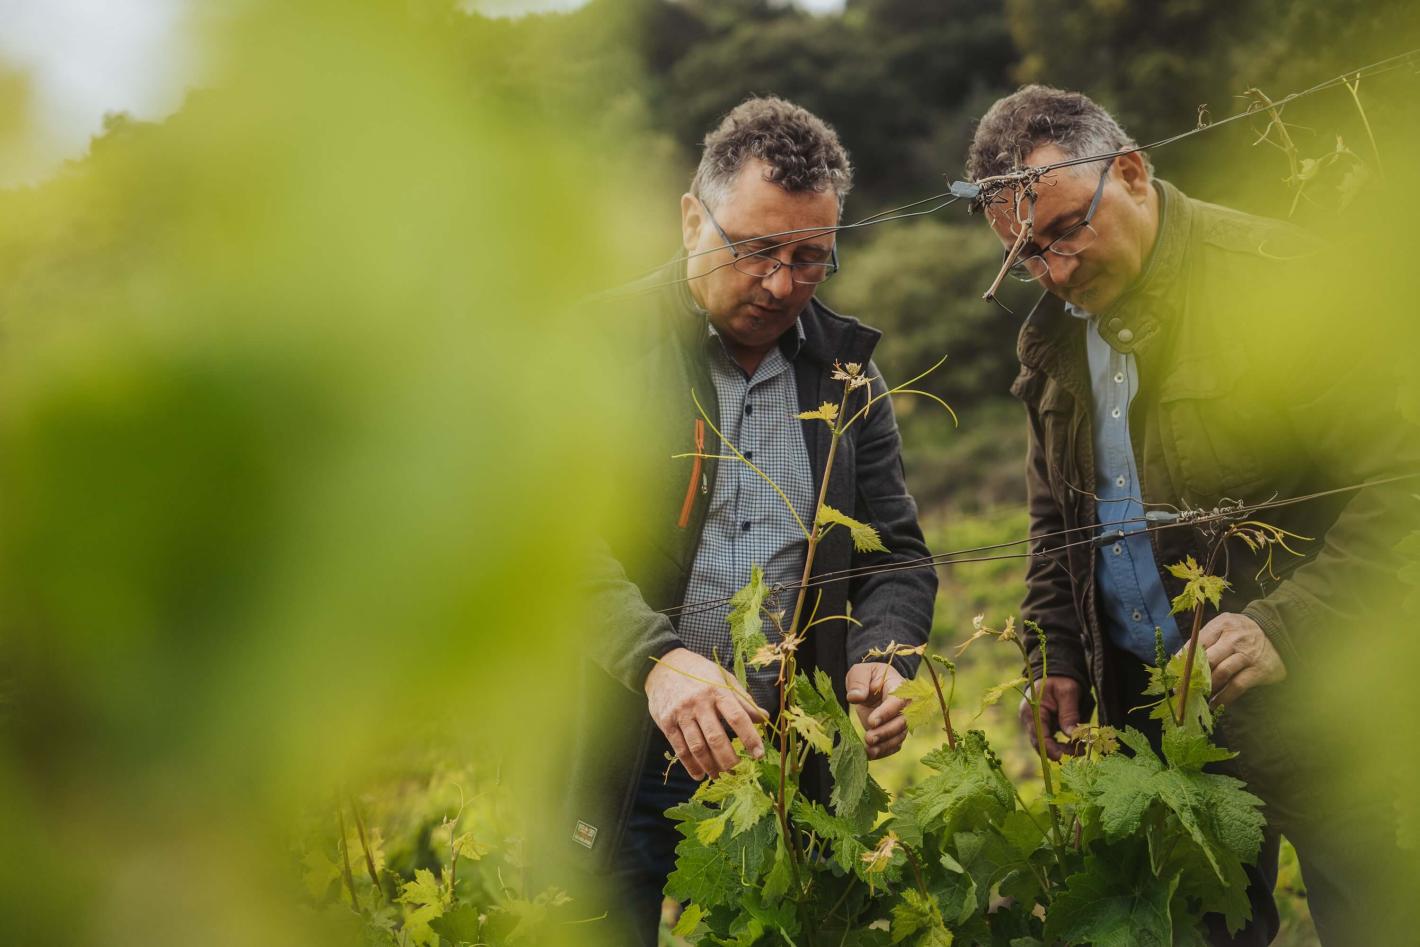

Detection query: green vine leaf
xmin=727 ymin=566 xmax=769 ymax=686
xmin=817 ymin=504 xmax=889 ymax=553
xmin=1044 ymin=854 xmax=1177 ymax=947
xmin=1166 ymin=556 xmax=1231 ymax=615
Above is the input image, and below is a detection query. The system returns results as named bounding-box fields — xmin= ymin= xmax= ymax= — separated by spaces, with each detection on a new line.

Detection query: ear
xmin=1115 ymin=151 xmax=1152 ymax=203
xmin=680 ymin=193 xmax=703 ymax=251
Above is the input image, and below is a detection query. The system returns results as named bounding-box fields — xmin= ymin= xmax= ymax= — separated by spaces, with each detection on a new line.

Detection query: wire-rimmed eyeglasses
xmin=1005 ymin=158 xmax=1113 ymax=283
xmin=702 ymin=200 xmax=840 ymax=285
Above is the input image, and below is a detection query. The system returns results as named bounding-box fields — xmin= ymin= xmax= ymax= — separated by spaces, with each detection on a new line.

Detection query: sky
xmin=0 ymin=0 xmax=197 ymax=184
xmin=0 ymin=0 xmax=843 ymax=185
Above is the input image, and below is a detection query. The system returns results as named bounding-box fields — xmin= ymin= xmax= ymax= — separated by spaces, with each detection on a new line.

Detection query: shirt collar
xmin=705 ymin=315 xmax=807 ymax=364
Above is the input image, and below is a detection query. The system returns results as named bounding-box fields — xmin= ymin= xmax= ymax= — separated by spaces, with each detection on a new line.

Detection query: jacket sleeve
xmin=1019 ymin=398 xmax=1092 ymax=693
xmin=584 ymin=537 xmax=686 ymax=693
xmin=845 ymin=363 xmax=939 ymax=679
xmin=1241 ymin=363 xmax=1420 ymax=667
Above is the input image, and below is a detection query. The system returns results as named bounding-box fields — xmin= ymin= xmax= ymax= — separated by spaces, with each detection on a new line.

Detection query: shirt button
xmin=1106 ymin=317 xmax=1123 ymax=332
xmin=1132 ymin=609 xmax=1143 ymax=621
xmin=1118 ymin=328 xmax=1135 ymax=343
xmin=1112 ymin=543 xmax=1123 ymax=555
xmin=741 ymin=521 xmax=752 ymax=532
xmin=744 ymin=404 xmax=753 ymax=416
xmin=1115 ymin=475 xmax=1126 ymax=487
xmin=1111 ymin=407 xmax=1122 ymax=419
xmin=1114 ymin=372 xmax=1125 ymax=384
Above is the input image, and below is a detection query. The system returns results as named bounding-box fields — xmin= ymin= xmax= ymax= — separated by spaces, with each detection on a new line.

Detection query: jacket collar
xmin=1093 ymin=178 xmax=1192 ymax=357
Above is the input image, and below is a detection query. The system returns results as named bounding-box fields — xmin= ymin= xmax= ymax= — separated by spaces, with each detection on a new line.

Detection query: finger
xmin=1196 ymin=614 xmax=1233 ymax=651
xmin=866 ymin=695 xmax=908 ymax=730
xmin=696 ymin=708 xmax=739 ymax=774
xmin=1056 ymin=694 xmax=1081 ymax=738
xmin=866 ymin=664 xmax=890 ymax=704
xmin=1213 ymin=668 xmax=1260 ymax=707
xmin=844 ymin=664 xmax=872 ymax=703
xmin=869 ymin=730 xmax=907 ymax=760
xmin=679 ymin=716 xmax=717 ymax=780
xmin=721 ymin=683 xmax=771 ymax=724
xmin=865 ymin=713 xmax=908 ymax=747
xmin=665 ymin=723 xmax=704 ymax=781
xmin=1209 ymin=651 xmax=1250 ymax=698
xmin=717 ymin=695 xmax=766 ymax=760
xmin=1042 ymin=734 xmax=1071 ymax=761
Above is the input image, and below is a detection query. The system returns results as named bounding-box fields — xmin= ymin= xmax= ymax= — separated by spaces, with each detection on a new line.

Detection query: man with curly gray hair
xmin=565 ymin=96 xmax=936 ymax=944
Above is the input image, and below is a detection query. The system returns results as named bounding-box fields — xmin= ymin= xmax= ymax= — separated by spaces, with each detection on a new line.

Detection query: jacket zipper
xmin=677 ymin=418 xmax=706 ymax=529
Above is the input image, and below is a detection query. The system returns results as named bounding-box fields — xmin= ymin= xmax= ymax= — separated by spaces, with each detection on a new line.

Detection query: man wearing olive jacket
xmin=563 ymin=97 xmax=937 ymax=946
xmin=967 ymin=85 xmax=1419 ymax=947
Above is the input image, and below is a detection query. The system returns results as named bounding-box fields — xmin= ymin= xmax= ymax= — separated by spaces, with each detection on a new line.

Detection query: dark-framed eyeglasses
xmin=702 ymin=200 xmax=840 ymax=286
xmin=1005 ymin=159 xmax=1112 ymax=283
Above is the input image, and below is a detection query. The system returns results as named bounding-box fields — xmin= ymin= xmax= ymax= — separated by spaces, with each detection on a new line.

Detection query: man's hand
xmin=1195 ymin=612 xmax=1287 ymax=706
xmin=1019 ymin=675 xmax=1082 ymax=761
xmin=644 ymin=647 xmax=769 ymax=780
xmin=845 ymin=662 xmax=909 ymax=760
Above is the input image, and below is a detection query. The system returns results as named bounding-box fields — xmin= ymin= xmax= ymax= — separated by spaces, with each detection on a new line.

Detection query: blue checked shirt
xmin=677 ymin=320 xmax=815 ymax=713
xmin=1068 ymin=304 xmax=1182 ymax=663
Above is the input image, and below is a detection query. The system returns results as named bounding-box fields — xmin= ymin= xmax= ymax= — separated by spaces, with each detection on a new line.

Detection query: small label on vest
xmin=572 ymin=820 xmax=598 ymax=850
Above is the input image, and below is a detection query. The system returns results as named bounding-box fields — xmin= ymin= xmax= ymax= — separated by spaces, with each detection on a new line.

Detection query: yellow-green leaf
xmin=797 ymin=401 xmax=840 ymax=425
xmin=817 ymin=504 xmax=889 ymax=553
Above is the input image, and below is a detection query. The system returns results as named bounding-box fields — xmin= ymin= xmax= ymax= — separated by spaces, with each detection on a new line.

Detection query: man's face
xmin=681 ymin=158 xmax=839 ymax=354
xmin=986 ymin=144 xmax=1156 ymax=312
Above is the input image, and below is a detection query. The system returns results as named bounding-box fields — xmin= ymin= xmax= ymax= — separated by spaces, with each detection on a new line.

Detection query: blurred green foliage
xmin=3 ymin=0 xmax=1418 ymax=944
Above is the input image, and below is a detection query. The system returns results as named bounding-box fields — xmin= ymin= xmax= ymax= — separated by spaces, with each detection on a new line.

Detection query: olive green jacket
xmin=1010 ymin=180 xmax=1420 ymax=725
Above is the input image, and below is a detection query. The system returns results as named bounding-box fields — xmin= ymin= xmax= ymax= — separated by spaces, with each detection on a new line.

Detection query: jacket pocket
xmin=1156 ymin=359 xmax=1268 ymax=505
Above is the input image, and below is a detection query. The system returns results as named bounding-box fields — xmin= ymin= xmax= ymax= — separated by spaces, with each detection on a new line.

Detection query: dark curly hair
xmin=691 ymin=96 xmax=853 ymax=213
xmin=966 ymin=84 xmax=1150 ymax=182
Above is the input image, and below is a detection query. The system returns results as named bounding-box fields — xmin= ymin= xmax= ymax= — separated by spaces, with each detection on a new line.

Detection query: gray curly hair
xmin=966 ymin=84 xmax=1151 ymax=182
xmin=691 ymin=96 xmax=853 ymax=215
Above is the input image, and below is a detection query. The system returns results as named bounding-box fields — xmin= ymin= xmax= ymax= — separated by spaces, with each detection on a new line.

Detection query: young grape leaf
xmin=893 ymin=674 xmax=944 ymax=732
xmin=890 ymin=888 xmax=953 ymax=946
xmin=785 ymin=704 xmax=834 ymax=754
xmin=890 ymin=731 xmax=1012 ymax=848
xmin=1144 ymin=649 xmax=1213 ymax=734
xmin=694 ymin=758 xmax=773 ymax=838
xmin=817 ymin=505 xmax=889 ymax=553
xmin=728 ymin=566 xmax=769 ymax=686
xmin=798 ymin=401 xmax=840 ymax=425
xmin=976 ymin=676 xmax=1027 ymax=719
xmin=1167 ymin=556 xmax=1231 ymax=615
xmin=671 ymin=903 xmax=706 ymax=939
xmin=791 ymin=798 xmax=872 ymax=877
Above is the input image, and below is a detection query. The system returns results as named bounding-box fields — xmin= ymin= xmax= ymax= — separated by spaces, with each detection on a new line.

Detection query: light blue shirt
xmin=1067 ymin=304 xmax=1182 ymax=663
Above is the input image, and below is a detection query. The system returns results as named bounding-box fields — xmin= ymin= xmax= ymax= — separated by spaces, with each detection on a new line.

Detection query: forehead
xmin=985 ymin=144 xmax=1099 ymax=236
xmin=716 ymin=158 xmax=839 ymax=244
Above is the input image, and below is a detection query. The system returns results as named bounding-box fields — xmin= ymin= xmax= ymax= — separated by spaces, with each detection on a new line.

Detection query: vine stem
xmin=1174 ymin=534 xmax=1230 ymax=723
xmin=775 ymin=381 xmax=852 ymax=902
xmin=1017 ymin=625 xmax=1065 ymax=856
xmin=920 ymin=655 xmax=957 ymax=750
xmin=336 ymin=804 xmax=360 ymax=912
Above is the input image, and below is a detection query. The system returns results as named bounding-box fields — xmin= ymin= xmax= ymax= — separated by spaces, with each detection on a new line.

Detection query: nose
xmin=762 ymin=260 xmax=795 ymax=300
xmin=1046 ymin=252 xmax=1082 ymax=286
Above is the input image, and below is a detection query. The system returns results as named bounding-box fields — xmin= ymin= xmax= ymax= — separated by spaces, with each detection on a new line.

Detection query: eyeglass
xmin=1005 ymin=159 xmax=1112 ymax=283
xmin=701 ymin=200 xmax=840 ymax=285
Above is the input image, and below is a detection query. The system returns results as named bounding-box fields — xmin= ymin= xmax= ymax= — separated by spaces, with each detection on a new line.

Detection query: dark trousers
xmin=1112 ymin=648 xmax=1408 ymax=947
xmin=604 ymin=729 xmax=700 ymax=947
